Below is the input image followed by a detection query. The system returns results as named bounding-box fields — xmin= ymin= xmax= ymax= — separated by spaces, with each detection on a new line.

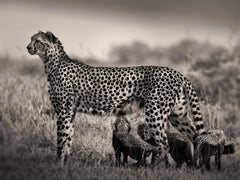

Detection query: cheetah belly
xmin=75 ymin=93 xmax=145 ymax=116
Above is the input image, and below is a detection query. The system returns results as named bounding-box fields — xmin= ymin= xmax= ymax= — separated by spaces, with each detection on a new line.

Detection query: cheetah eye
xmin=35 ymin=40 xmax=45 ymax=50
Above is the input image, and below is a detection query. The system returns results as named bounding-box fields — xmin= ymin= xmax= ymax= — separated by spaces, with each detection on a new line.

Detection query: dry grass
xmin=0 ymin=60 xmax=239 ymax=180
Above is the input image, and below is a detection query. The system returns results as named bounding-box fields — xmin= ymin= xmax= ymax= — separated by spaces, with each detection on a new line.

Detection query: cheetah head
xmin=137 ymin=123 xmax=151 ymax=141
xmin=112 ymin=117 xmax=131 ymax=133
xmin=27 ymin=31 xmax=57 ymax=57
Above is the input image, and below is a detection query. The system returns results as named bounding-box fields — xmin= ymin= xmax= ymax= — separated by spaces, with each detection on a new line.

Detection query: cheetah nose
xmin=27 ymin=46 xmax=31 ymax=50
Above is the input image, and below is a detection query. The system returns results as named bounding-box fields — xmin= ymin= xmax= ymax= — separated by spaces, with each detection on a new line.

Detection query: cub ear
xmin=45 ymin=31 xmax=56 ymax=43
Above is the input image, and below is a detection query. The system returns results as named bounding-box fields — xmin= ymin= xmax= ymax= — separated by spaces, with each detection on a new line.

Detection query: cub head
xmin=27 ymin=31 xmax=57 ymax=57
xmin=112 ymin=117 xmax=131 ymax=133
xmin=137 ymin=123 xmax=151 ymax=141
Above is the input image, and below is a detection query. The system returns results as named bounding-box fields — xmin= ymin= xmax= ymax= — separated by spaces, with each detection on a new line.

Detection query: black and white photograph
xmin=0 ymin=0 xmax=239 ymax=179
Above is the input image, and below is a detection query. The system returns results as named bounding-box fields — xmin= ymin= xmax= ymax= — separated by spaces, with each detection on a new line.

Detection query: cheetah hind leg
xmin=169 ymin=105 xmax=197 ymax=143
xmin=215 ymin=154 xmax=221 ymax=170
xmin=201 ymin=146 xmax=211 ymax=171
xmin=215 ymin=145 xmax=223 ymax=170
xmin=169 ymin=86 xmax=200 ymax=142
xmin=145 ymin=101 xmax=170 ymax=166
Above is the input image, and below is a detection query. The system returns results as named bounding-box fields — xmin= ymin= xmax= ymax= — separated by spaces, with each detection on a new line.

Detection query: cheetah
xmin=27 ymin=31 xmax=206 ymax=165
xmin=138 ymin=123 xmax=194 ymax=168
xmin=194 ymin=129 xmax=235 ymax=170
xmin=112 ymin=117 xmax=158 ymax=166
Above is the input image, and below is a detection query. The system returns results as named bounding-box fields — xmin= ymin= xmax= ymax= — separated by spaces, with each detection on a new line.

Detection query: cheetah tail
xmin=223 ymin=143 xmax=235 ymax=155
xmin=183 ymin=79 xmax=206 ymax=135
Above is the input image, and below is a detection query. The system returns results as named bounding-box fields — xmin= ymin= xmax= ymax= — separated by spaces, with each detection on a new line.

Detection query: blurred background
xmin=0 ymin=0 xmax=239 ymax=177
xmin=1 ymin=0 xmax=240 ymax=61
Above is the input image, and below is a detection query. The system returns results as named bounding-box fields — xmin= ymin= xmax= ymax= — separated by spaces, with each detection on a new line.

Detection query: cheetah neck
xmin=40 ymin=41 xmax=68 ymax=75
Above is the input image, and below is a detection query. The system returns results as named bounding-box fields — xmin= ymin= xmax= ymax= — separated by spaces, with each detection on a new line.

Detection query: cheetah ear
xmin=45 ymin=31 xmax=56 ymax=43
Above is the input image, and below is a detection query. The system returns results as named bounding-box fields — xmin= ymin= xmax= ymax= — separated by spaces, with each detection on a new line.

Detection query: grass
xmin=0 ymin=60 xmax=239 ymax=180
xmin=1 ymin=151 xmax=239 ymax=180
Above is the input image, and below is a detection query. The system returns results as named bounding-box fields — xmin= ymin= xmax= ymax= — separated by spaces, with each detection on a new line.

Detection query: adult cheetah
xmin=27 ymin=31 xmax=206 ymax=165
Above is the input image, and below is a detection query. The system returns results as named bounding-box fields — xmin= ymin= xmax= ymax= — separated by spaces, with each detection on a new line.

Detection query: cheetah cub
xmin=137 ymin=123 xmax=194 ymax=168
xmin=194 ymin=129 xmax=235 ymax=171
xmin=112 ymin=117 xmax=158 ymax=167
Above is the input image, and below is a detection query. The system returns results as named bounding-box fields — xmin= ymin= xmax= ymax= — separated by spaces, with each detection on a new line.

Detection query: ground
xmin=0 ymin=60 xmax=239 ymax=180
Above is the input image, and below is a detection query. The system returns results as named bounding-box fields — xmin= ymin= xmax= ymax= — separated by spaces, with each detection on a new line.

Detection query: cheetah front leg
xmin=115 ymin=149 xmax=121 ymax=167
xmin=57 ymin=112 xmax=75 ymax=165
xmin=199 ymin=145 xmax=211 ymax=171
xmin=56 ymin=98 xmax=76 ymax=166
xmin=123 ymin=152 xmax=128 ymax=166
